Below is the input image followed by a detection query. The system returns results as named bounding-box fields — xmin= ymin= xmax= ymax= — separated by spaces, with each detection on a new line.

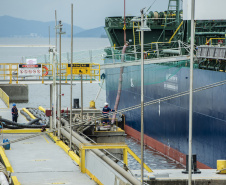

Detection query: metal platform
xmin=3 ymin=133 xmax=96 ymax=185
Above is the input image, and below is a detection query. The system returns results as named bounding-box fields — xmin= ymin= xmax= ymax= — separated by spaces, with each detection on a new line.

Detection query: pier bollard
xmin=217 ymin=160 xmax=226 ymax=174
xmin=182 ymin=154 xmax=201 ymax=174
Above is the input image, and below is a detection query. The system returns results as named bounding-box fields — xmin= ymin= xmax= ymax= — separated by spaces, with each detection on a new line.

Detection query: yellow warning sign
xmin=67 ymin=64 xmax=90 ymax=75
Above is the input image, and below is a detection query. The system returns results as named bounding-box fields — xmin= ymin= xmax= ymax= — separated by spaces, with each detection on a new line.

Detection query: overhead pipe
xmin=60 ymin=118 xmax=140 ymax=185
xmin=195 ymin=32 xmax=225 ymax=35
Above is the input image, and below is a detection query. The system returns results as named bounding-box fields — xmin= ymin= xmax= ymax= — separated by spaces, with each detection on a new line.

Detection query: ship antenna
xmin=144 ymin=0 xmax=157 ymax=16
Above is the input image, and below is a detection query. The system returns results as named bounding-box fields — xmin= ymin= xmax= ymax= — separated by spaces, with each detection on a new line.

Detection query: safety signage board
xmin=67 ymin=64 xmax=90 ymax=75
xmin=18 ymin=64 xmax=42 ymax=77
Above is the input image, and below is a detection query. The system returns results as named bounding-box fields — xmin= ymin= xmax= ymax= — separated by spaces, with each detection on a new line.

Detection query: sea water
xmin=0 ymin=37 xmax=184 ymax=170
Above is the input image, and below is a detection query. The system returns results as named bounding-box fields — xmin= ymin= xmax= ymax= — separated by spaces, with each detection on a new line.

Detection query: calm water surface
xmin=126 ymin=136 xmax=184 ymax=170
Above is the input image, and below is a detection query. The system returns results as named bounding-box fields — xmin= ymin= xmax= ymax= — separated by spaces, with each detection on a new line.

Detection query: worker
xmin=102 ymin=102 xmax=115 ymax=124
xmin=11 ymin=103 xmax=18 ymax=123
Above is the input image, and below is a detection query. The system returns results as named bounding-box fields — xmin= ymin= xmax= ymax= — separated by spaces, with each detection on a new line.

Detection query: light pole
xmin=52 ymin=48 xmax=56 ymax=131
xmin=57 ymin=20 xmax=65 ymax=138
xmin=188 ymin=0 xmax=195 ymax=184
xmin=81 ymin=74 xmax=83 ymax=122
xmin=138 ymin=8 xmax=151 ymax=184
xmin=70 ymin=3 xmax=73 ymax=149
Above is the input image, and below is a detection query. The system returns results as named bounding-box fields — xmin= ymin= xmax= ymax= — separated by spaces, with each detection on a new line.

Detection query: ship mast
xmin=124 ymin=0 xmax=126 ymax=44
xmin=163 ymin=0 xmax=181 ymax=41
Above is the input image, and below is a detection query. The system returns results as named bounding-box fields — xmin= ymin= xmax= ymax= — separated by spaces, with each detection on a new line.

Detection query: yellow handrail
xmin=152 ymin=21 xmax=184 ymax=45
xmin=169 ymin=21 xmax=183 ymax=42
xmin=0 ymin=88 xmax=9 ymax=108
xmin=127 ymin=147 xmax=152 ymax=172
xmin=79 ymin=143 xmax=153 ymax=173
xmin=206 ymin=38 xmax=225 ymax=45
xmin=0 ymin=63 xmax=100 ymax=84
xmin=133 ymin=22 xmax=136 ymax=47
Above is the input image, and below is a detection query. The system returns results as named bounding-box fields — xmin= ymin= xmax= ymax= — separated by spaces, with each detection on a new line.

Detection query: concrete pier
xmin=3 ymin=133 xmax=96 ymax=185
xmin=132 ymin=169 xmax=226 ymax=185
xmin=0 ymin=85 xmax=28 ymax=103
xmin=0 ymin=99 xmax=7 ymax=108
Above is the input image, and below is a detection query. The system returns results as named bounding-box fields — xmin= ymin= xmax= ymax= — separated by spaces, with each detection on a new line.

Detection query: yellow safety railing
xmin=79 ymin=143 xmax=153 ymax=173
xmin=0 ymin=63 xmax=53 ymax=84
xmin=133 ymin=22 xmax=141 ymax=46
xmin=152 ymin=21 xmax=184 ymax=46
xmin=0 ymin=63 xmax=100 ymax=84
xmin=57 ymin=63 xmax=68 ymax=81
xmin=169 ymin=21 xmax=183 ymax=43
xmin=0 ymin=88 xmax=9 ymax=108
xmin=0 ymin=63 xmax=19 ymax=84
xmin=90 ymin=63 xmax=100 ymax=82
xmin=206 ymin=38 xmax=225 ymax=45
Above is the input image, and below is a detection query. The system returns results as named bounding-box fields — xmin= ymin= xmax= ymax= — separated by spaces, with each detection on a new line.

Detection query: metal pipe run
xmin=60 ymin=119 xmax=140 ymax=185
xmin=195 ymin=32 xmax=225 ymax=35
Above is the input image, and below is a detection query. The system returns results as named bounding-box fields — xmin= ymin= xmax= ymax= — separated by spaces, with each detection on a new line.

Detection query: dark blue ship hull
xmin=105 ymin=59 xmax=226 ymax=169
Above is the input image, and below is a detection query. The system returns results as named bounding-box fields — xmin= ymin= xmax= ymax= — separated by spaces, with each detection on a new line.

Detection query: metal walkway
xmin=4 ymin=133 xmax=96 ymax=185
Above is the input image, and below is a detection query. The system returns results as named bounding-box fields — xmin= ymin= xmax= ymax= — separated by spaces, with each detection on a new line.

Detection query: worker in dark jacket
xmin=11 ymin=103 xmax=18 ymax=122
xmin=102 ymin=102 xmax=115 ymax=124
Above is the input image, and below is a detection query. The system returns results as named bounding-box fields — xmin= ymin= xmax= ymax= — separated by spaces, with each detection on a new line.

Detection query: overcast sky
xmin=1 ymin=0 xmax=170 ymax=29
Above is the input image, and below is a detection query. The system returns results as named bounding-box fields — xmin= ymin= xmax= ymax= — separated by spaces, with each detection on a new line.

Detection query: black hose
xmin=0 ymin=118 xmax=48 ymax=128
xmin=27 ymin=118 xmax=41 ymax=125
xmin=2 ymin=122 xmax=22 ymax=129
xmin=27 ymin=108 xmax=49 ymax=126
xmin=20 ymin=110 xmax=32 ymax=121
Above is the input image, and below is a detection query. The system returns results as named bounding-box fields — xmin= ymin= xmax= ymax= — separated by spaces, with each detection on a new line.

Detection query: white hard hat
xmin=104 ymin=102 xmax=108 ymax=106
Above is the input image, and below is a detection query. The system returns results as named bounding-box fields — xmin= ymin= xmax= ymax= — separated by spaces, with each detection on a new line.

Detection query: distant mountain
xmin=0 ymin=16 xmax=107 ymax=38
xmin=75 ymin=26 xmax=107 ymax=38
xmin=0 ymin=15 xmax=84 ymax=37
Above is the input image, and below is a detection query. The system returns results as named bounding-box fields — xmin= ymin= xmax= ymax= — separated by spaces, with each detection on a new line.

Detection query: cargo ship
xmin=104 ymin=0 xmax=226 ymax=169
